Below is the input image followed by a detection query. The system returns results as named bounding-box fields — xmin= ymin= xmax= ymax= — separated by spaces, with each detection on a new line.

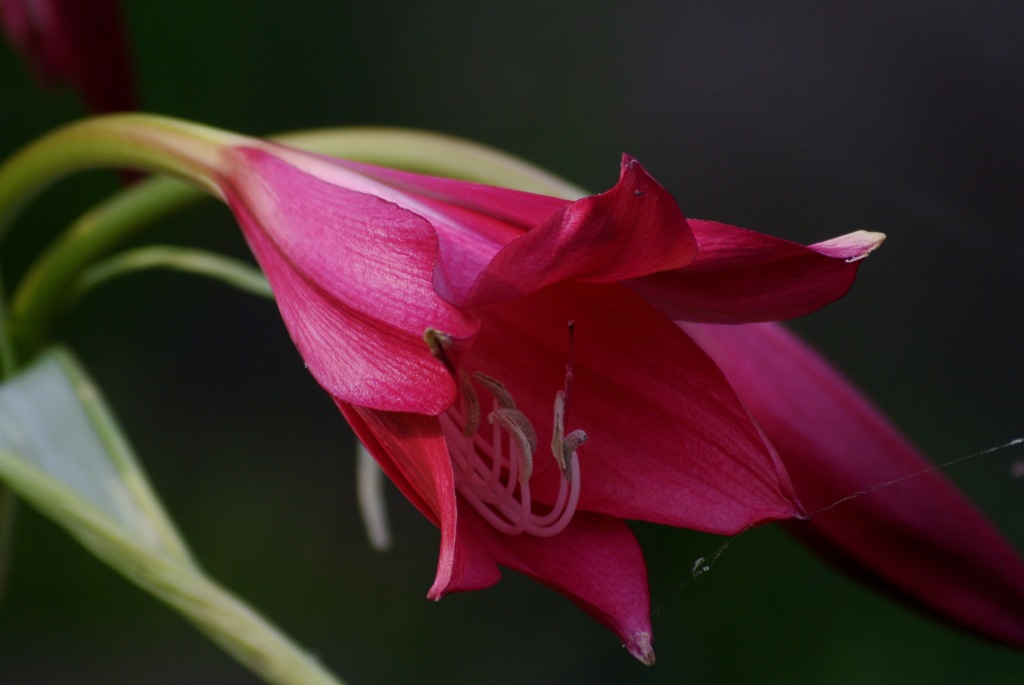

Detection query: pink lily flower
xmin=688 ymin=321 xmax=1024 ymax=649
xmin=214 ymin=143 xmax=1024 ymax=661
xmin=1 ymin=0 xmax=135 ymax=112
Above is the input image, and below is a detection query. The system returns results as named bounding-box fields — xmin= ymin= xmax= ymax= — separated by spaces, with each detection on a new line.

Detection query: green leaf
xmin=0 ymin=347 xmax=192 ymax=561
xmin=0 ymin=349 xmax=346 ymax=685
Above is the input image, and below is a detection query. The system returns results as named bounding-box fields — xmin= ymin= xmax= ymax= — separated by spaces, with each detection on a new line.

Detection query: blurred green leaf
xmin=0 ymin=349 xmax=345 ymax=685
xmin=0 ymin=347 xmax=192 ymax=561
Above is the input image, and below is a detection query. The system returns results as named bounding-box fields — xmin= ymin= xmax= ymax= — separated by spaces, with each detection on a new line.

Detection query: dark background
xmin=1 ymin=1 xmax=1023 ymax=683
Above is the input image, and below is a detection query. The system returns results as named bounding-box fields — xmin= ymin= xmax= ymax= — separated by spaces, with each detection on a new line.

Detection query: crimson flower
xmin=215 ymin=143 xmax=1024 ymax=661
xmin=688 ymin=321 xmax=1024 ymax=649
xmin=1 ymin=0 xmax=135 ymax=112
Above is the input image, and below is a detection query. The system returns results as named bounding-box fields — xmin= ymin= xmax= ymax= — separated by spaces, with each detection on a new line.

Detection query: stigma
xmin=439 ymin=370 xmax=585 ymax=537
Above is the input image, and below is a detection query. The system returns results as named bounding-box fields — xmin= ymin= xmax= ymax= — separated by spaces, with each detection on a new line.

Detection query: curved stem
xmin=0 ymin=114 xmax=241 ymax=240
xmin=73 ymin=246 xmax=273 ymax=302
xmin=0 ymin=118 xmax=590 ymax=681
xmin=0 ymin=114 xmax=243 ymax=366
xmin=8 ymin=125 xmax=585 ymax=358
xmin=11 ymin=179 xmax=203 ymax=356
xmin=276 ymin=127 xmax=585 ymax=198
xmin=0 ymin=444 xmax=343 ymax=685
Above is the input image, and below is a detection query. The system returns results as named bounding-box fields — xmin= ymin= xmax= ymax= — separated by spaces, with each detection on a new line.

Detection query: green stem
xmin=0 ymin=114 xmax=242 ymax=239
xmin=0 ymin=114 xmax=243 ymax=365
xmin=276 ymin=127 xmax=585 ymax=197
xmin=0 ymin=446 xmax=342 ymax=685
xmin=0 ymin=116 xmax=588 ymax=683
xmin=12 ymin=179 xmax=202 ymax=356
xmin=7 ymin=124 xmax=584 ymax=359
xmin=0 ymin=116 xmax=583 ymax=246
xmin=73 ymin=246 xmax=274 ymax=302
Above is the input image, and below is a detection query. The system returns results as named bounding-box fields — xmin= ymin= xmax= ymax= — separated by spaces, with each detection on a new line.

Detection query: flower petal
xmin=264 ymin=146 xmax=576 ymax=304
xmin=687 ymin=321 xmax=1024 ymax=648
xmin=464 ymin=156 xmax=698 ymax=307
xmin=630 ymin=222 xmax=885 ymax=323
xmin=337 ymin=404 xmax=503 ymax=597
xmin=345 ymin=402 xmax=656 ymax=663
xmin=325 ymin=157 xmax=572 ymax=228
xmin=457 ymin=509 xmax=656 ymax=664
xmin=465 ymin=282 xmax=804 ymax=534
xmin=221 ymin=147 xmax=477 ymax=414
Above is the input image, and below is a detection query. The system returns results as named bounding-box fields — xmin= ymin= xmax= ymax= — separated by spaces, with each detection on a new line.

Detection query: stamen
xmin=423 ymin=328 xmax=455 ymax=372
xmin=457 ymin=370 xmax=481 ymax=437
xmin=562 ymin=430 xmax=587 ymax=456
xmin=441 ymin=371 xmax=583 ymax=538
xmin=559 ymin=430 xmax=588 ymax=483
xmin=551 ymin=390 xmax=567 ymax=471
xmin=489 ymin=407 xmax=535 ymax=484
xmin=551 ymin=392 xmax=587 ymax=481
xmin=474 ymin=372 xmax=538 ymax=450
xmin=473 ymin=372 xmax=517 ymax=409
xmin=550 ymin=320 xmax=584 ymax=481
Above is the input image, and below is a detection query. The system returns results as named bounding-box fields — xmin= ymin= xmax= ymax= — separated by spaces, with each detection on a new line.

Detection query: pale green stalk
xmin=10 ymin=178 xmax=202 ymax=356
xmin=6 ymin=122 xmax=585 ymax=358
xmin=0 ymin=449 xmax=340 ymax=685
xmin=72 ymin=246 xmax=274 ymax=302
xmin=276 ymin=127 xmax=585 ymax=198
xmin=0 ymin=114 xmax=241 ymax=371
xmin=0 ymin=349 xmax=346 ymax=685
xmin=0 ymin=114 xmax=240 ymax=238
xmin=0 ymin=116 xmax=588 ymax=684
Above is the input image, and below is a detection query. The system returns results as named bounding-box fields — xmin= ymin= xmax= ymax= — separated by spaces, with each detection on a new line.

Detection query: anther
xmin=474 ymin=373 xmax=537 ymax=451
xmin=473 ymin=372 xmax=517 ymax=409
xmin=457 ymin=371 xmax=481 ymax=437
xmin=424 ymin=328 xmax=455 ymax=372
xmin=550 ymin=389 xmax=586 ymax=480
xmin=489 ymin=407 xmax=535 ymax=483
xmin=442 ymin=360 xmax=584 ymax=538
xmin=551 ymin=390 xmax=567 ymax=469
xmin=559 ymin=429 xmax=587 ymax=482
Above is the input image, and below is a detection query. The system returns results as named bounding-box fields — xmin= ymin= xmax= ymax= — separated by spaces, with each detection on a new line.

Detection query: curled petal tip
xmin=426 ymin=574 xmax=452 ymax=602
xmin=626 ymin=632 xmax=655 ymax=665
xmin=812 ymin=230 xmax=887 ymax=262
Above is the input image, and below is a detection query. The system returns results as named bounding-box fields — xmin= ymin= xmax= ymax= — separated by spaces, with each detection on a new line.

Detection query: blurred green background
xmin=1 ymin=1 xmax=1023 ymax=683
